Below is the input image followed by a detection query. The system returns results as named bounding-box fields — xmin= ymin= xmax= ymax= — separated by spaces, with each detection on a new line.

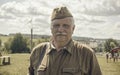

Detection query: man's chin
xmin=56 ymin=37 xmax=66 ymax=41
xmin=56 ymin=36 xmax=66 ymax=39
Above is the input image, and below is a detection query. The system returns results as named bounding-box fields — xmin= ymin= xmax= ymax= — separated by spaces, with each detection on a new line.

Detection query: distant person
xmin=113 ymin=52 xmax=116 ymax=62
xmin=28 ymin=6 xmax=102 ymax=75
xmin=106 ymin=52 xmax=109 ymax=63
xmin=109 ymin=52 xmax=112 ymax=61
xmin=115 ymin=52 xmax=119 ymax=62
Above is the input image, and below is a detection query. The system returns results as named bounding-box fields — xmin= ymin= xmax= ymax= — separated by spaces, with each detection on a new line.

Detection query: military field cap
xmin=51 ymin=6 xmax=73 ymax=21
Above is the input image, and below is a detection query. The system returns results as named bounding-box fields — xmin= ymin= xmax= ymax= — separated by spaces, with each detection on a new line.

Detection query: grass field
xmin=0 ymin=54 xmax=30 ymax=75
xmin=0 ymin=54 xmax=120 ymax=75
xmin=0 ymin=36 xmax=12 ymax=43
xmin=98 ymin=55 xmax=120 ymax=75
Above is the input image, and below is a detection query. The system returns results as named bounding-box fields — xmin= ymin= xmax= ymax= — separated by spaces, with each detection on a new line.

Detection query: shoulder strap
xmin=38 ymin=43 xmax=49 ymax=71
xmin=29 ymin=43 xmax=48 ymax=75
xmin=38 ymin=43 xmax=47 ymax=67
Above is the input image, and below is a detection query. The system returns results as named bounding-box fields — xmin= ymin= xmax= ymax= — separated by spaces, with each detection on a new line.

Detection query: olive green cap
xmin=51 ymin=6 xmax=73 ymax=21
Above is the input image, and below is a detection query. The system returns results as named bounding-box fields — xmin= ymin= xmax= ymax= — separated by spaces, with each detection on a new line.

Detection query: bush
xmin=10 ymin=33 xmax=30 ymax=53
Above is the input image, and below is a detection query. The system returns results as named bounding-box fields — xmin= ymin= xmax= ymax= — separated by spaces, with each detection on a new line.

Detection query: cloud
xmin=0 ymin=1 xmax=29 ymax=17
xmin=0 ymin=0 xmax=49 ymax=17
xmin=88 ymin=18 xmax=105 ymax=23
xmin=80 ymin=0 xmax=120 ymax=16
xmin=0 ymin=0 xmax=23 ymax=6
xmin=77 ymin=15 xmax=106 ymax=23
xmin=116 ymin=24 xmax=120 ymax=28
xmin=0 ymin=0 xmax=120 ymax=40
xmin=0 ymin=0 xmax=52 ymax=35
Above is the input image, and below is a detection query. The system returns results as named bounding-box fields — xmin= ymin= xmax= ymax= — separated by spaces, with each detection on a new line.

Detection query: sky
xmin=0 ymin=0 xmax=120 ymax=40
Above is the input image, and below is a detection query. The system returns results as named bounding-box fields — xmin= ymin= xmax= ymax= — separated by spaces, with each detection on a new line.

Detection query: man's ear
xmin=72 ymin=25 xmax=75 ymax=34
xmin=73 ymin=25 xmax=75 ymax=31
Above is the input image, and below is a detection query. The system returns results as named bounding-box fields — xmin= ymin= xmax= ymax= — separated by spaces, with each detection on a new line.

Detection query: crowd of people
xmin=106 ymin=52 xmax=119 ymax=63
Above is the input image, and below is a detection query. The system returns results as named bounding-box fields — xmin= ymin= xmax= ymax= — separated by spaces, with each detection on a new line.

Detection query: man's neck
xmin=52 ymin=41 xmax=68 ymax=51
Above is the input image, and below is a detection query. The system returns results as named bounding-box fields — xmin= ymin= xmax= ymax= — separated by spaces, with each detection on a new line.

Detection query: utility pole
xmin=27 ymin=18 xmax=33 ymax=51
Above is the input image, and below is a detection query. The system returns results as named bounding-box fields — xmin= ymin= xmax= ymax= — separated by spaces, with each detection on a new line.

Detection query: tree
xmin=110 ymin=42 xmax=116 ymax=49
xmin=4 ymin=38 xmax=12 ymax=53
xmin=10 ymin=33 xmax=30 ymax=53
xmin=104 ymin=38 xmax=119 ymax=52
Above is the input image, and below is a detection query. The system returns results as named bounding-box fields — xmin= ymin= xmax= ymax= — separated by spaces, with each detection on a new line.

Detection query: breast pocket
xmin=62 ymin=68 xmax=79 ymax=75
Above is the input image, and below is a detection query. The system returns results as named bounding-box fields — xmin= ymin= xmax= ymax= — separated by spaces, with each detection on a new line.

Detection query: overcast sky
xmin=0 ymin=0 xmax=120 ymax=40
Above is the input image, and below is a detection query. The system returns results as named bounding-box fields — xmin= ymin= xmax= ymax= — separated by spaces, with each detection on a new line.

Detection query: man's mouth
xmin=56 ymin=33 xmax=66 ymax=36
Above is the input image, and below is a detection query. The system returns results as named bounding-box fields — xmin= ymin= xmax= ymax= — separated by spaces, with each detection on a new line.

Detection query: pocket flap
xmin=62 ymin=68 xmax=78 ymax=73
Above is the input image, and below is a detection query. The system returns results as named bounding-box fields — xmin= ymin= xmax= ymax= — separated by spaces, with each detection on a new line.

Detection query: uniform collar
xmin=47 ymin=39 xmax=74 ymax=55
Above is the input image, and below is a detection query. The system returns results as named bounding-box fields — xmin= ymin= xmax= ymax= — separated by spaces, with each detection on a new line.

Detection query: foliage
xmin=0 ymin=39 xmax=2 ymax=52
xmin=3 ymin=38 xmax=12 ymax=53
xmin=36 ymin=38 xmax=49 ymax=44
xmin=10 ymin=33 xmax=30 ymax=53
xmin=0 ymin=34 xmax=50 ymax=53
xmin=104 ymin=38 xmax=119 ymax=52
xmin=0 ymin=39 xmax=1 ymax=47
xmin=110 ymin=42 xmax=116 ymax=49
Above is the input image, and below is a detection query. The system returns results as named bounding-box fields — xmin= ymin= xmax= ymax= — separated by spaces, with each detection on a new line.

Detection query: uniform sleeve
xmin=89 ymin=52 xmax=102 ymax=75
xmin=28 ymin=42 xmax=48 ymax=75
xmin=76 ymin=43 xmax=102 ymax=75
xmin=28 ymin=48 xmax=36 ymax=75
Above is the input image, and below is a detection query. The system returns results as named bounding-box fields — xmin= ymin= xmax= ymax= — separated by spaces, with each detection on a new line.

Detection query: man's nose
xmin=58 ymin=26 xmax=64 ymax=31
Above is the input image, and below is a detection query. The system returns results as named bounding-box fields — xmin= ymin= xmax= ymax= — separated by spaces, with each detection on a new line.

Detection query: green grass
xmin=0 ymin=53 xmax=30 ymax=75
xmin=0 ymin=54 xmax=120 ymax=75
xmin=97 ymin=55 xmax=120 ymax=75
xmin=0 ymin=36 xmax=12 ymax=43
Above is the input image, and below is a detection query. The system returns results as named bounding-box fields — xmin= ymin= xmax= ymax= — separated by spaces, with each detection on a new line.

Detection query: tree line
xmin=0 ymin=33 xmax=49 ymax=53
xmin=0 ymin=33 xmax=119 ymax=53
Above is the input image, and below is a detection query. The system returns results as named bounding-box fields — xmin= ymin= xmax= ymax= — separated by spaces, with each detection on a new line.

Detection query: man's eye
xmin=53 ymin=24 xmax=59 ymax=28
xmin=63 ymin=24 xmax=69 ymax=28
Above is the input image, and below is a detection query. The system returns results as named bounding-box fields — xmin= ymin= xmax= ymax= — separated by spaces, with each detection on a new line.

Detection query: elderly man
xmin=28 ymin=6 xmax=102 ymax=75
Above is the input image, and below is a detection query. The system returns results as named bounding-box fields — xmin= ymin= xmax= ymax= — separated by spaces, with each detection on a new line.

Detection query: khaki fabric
xmin=29 ymin=40 xmax=102 ymax=75
xmin=51 ymin=6 xmax=73 ymax=21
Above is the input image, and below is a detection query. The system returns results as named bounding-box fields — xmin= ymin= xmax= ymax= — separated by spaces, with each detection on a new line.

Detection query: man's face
xmin=51 ymin=17 xmax=75 ymax=42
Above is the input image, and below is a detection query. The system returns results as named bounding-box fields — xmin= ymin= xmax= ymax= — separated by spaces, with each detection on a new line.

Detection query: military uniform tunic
xmin=29 ymin=40 xmax=102 ymax=75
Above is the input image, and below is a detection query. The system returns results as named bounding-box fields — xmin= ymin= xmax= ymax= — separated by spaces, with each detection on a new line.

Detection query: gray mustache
xmin=56 ymin=33 xmax=67 ymax=36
